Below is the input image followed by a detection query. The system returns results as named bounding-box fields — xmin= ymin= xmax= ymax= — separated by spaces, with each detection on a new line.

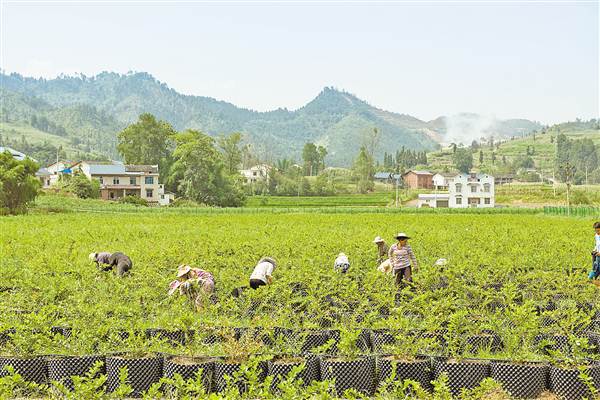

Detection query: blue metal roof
xmin=88 ymin=164 xmax=126 ymax=175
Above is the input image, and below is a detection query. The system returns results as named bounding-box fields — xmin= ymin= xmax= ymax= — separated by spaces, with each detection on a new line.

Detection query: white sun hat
xmin=373 ymin=236 xmax=384 ymax=244
xmin=88 ymin=252 xmax=97 ymax=262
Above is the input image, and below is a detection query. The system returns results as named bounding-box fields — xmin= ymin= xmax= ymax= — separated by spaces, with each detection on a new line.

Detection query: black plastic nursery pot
xmin=0 ymin=355 xmax=47 ymax=384
xmin=0 ymin=328 xmax=16 ymax=345
xmin=465 ymin=332 xmax=503 ymax=353
xmin=106 ymin=353 xmax=162 ymax=397
xmin=370 ymin=329 xmax=397 ymax=353
xmin=267 ymin=355 xmax=319 ymax=390
xmin=213 ymin=359 xmax=267 ymax=393
xmin=145 ymin=328 xmax=191 ymax=346
xmin=433 ymin=358 xmax=490 ymax=396
xmin=550 ymin=364 xmax=600 ymax=400
xmin=50 ymin=326 xmax=73 ymax=338
xmin=534 ymin=334 xmax=569 ymax=355
xmin=47 ymin=355 xmax=105 ymax=391
xmin=163 ymin=355 xmax=215 ymax=392
xmin=490 ymin=361 xmax=548 ymax=399
xmin=301 ymin=330 xmax=339 ymax=354
xmin=320 ymin=356 xmax=376 ymax=397
xmin=377 ymin=356 xmax=432 ymax=391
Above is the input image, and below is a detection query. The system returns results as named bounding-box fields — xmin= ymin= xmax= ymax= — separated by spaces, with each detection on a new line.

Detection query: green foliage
xmin=0 ymin=151 xmax=40 ymax=214
xmin=63 ymin=171 xmax=99 ymax=199
xmin=169 ymin=130 xmax=245 ymax=207
xmin=117 ymin=113 xmax=175 ymax=176
xmin=118 ymin=195 xmax=148 ymax=206
xmin=353 ymin=146 xmax=374 ymax=193
xmin=452 ymin=148 xmax=473 ymax=173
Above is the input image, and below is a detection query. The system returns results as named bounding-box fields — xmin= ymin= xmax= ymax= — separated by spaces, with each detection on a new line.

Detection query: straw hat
xmin=435 ymin=258 xmax=448 ymax=266
xmin=373 ymin=236 xmax=384 ymax=244
xmin=88 ymin=252 xmax=97 ymax=262
xmin=177 ymin=265 xmax=192 ymax=277
xmin=395 ymin=232 xmax=411 ymax=240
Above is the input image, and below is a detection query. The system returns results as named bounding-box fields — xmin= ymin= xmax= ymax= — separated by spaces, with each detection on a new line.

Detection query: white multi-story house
xmin=448 ymin=173 xmax=495 ymax=208
xmin=240 ymin=164 xmax=271 ymax=184
xmin=417 ymin=172 xmax=495 ymax=208
xmin=74 ymin=161 xmax=173 ymax=205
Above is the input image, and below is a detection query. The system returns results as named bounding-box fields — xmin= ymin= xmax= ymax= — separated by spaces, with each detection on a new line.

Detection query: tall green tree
xmin=168 ymin=130 xmax=245 ymax=207
xmin=0 ymin=152 xmax=40 ymax=214
xmin=217 ymin=132 xmax=243 ymax=176
xmin=452 ymin=148 xmax=473 ymax=173
xmin=117 ymin=113 xmax=176 ymax=173
xmin=302 ymin=143 xmax=319 ymax=176
xmin=353 ymin=146 xmax=374 ymax=193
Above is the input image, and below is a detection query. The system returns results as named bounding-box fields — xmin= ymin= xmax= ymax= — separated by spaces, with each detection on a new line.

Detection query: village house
xmin=432 ymin=172 xmax=455 ymax=190
xmin=418 ymin=172 xmax=495 ymax=208
xmin=240 ymin=164 xmax=271 ymax=184
xmin=402 ymin=170 xmax=433 ymax=189
xmin=74 ymin=161 xmax=174 ymax=205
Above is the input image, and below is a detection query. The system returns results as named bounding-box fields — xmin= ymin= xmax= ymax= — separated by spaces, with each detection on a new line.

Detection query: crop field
xmin=1 ymin=211 xmax=600 ymax=399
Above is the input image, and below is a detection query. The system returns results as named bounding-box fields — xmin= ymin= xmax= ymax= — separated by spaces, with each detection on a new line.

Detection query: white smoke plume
xmin=443 ymin=113 xmax=498 ymax=146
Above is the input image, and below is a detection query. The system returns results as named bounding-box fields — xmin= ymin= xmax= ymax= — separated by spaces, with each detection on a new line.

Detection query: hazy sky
xmin=1 ymin=1 xmax=598 ymax=124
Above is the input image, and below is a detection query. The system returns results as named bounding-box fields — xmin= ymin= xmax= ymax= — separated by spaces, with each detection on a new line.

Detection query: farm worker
xmin=249 ymin=257 xmax=277 ymax=289
xmin=103 ymin=252 xmax=133 ymax=277
xmin=388 ymin=233 xmax=418 ymax=286
xmin=334 ymin=252 xmax=350 ymax=273
xmin=89 ymin=252 xmax=112 ymax=268
xmin=169 ymin=265 xmax=215 ymax=310
xmin=588 ymin=222 xmax=600 ymax=280
xmin=373 ymin=236 xmax=389 ymax=264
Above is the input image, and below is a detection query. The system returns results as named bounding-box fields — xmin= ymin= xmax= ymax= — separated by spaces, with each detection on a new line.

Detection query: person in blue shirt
xmin=588 ymin=222 xmax=600 ymax=280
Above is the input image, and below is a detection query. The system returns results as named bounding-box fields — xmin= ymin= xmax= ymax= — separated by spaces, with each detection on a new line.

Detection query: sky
xmin=0 ymin=0 xmax=598 ymax=124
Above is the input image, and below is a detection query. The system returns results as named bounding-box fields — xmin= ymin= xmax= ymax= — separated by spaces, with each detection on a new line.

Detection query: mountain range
xmin=0 ymin=71 xmax=542 ymax=166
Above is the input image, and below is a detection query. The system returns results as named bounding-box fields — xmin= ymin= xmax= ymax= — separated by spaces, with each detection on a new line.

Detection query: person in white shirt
xmin=589 ymin=222 xmax=600 ymax=280
xmin=334 ymin=252 xmax=350 ymax=273
xmin=249 ymin=257 xmax=277 ymax=289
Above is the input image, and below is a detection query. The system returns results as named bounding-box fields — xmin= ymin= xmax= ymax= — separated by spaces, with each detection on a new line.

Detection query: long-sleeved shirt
xmin=388 ymin=243 xmax=418 ymax=270
xmin=95 ymin=252 xmax=112 ymax=265
xmin=377 ymin=243 xmax=389 ymax=263
xmin=106 ymin=252 xmax=132 ymax=270
xmin=169 ymin=268 xmax=214 ymax=295
xmin=595 ymin=234 xmax=600 ymax=253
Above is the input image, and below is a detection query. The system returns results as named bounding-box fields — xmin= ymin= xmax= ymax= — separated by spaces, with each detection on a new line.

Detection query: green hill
xmin=427 ymin=123 xmax=600 ymax=176
xmin=0 ymin=71 xmax=542 ymax=166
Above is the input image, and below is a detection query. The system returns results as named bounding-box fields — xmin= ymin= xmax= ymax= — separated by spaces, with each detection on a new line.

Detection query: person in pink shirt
xmin=169 ymin=265 xmax=215 ymax=310
xmin=388 ymin=232 xmax=418 ymax=287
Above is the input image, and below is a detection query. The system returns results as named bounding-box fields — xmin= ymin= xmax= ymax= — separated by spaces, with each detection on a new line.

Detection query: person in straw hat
xmin=373 ymin=236 xmax=389 ymax=265
xmin=388 ymin=233 xmax=418 ymax=286
xmin=169 ymin=265 xmax=215 ymax=310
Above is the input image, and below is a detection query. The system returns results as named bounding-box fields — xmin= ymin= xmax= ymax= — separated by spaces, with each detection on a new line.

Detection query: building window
xmin=109 ymin=192 xmax=115 ymax=199
xmin=146 ymin=189 xmax=153 ymax=198
xmin=483 ymin=183 xmax=490 ymax=192
xmin=130 ymin=177 xmax=136 ymax=185
xmin=455 ymin=183 xmax=462 ymax=192
xmin=161 ymin=195 xmax=164 ymax=199
xmin=456 ymin=197 xmax=462 ymax=205
xmin=113 ymin=177 xmax=119 ymax=185
xmin=253 ymin=171 xmax=257 ymax=176
xmin=485 ymin=198 xmax=491 ymax=204
xmin=145 ymin=176 xmax=154 ymax=185
xmin=471 ymin=185 xmax=477 ymax=193
xmin=98 ymin=176 xmax=103 ymax=184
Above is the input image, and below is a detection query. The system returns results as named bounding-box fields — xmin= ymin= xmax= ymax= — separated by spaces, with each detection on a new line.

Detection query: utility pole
xmin=559 ymin=162 xmax=575 ymax=216
xmin=395 ymin=175 xmax=399 ymax=207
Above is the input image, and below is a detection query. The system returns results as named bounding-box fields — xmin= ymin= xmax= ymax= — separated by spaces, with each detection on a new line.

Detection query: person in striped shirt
xmin=388 ymin=232 xmax=418 ymax=286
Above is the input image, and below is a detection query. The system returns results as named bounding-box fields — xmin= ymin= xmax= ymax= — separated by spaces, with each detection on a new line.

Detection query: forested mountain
xmin=0 ymin=71 xmax=541 ymax=166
